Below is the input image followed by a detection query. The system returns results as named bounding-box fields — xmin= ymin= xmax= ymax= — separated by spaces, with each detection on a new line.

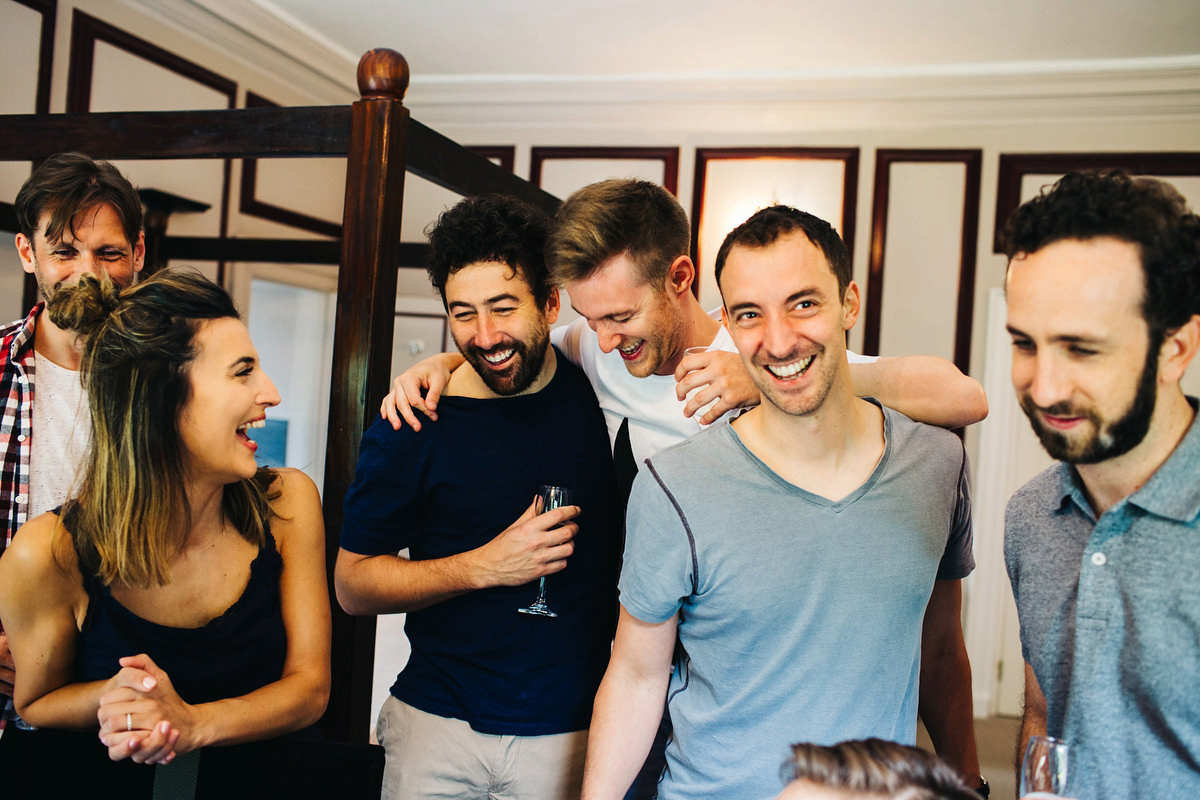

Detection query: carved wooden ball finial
xmin=357 ymin=48 xmax=410 ymax=100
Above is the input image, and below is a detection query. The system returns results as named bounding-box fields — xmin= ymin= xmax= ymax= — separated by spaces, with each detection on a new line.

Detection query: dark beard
xmin=1020 ymin=340 xmax=1158 ymax=464
xmin=462 ymin=335 xmax=549 ymax=396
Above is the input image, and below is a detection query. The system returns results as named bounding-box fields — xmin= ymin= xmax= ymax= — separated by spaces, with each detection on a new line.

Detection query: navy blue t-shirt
xmin=341 ymin=349 xmax=621 ymax=735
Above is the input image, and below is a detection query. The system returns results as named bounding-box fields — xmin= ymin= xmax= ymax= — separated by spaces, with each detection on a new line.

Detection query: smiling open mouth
xmin=618 ymin=341 xmax=643 ymax=360
xmin=483 ymin=348 xmax=515 ymax=365
xmin=237 ymin=418 xmax=265 ymax=449
xmin=765 ymin=355 xmax=815 ymax=380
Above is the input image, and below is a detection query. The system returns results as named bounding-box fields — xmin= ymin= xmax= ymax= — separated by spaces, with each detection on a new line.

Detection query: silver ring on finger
xmin=126 ymin=712 xmax=133 ymax=732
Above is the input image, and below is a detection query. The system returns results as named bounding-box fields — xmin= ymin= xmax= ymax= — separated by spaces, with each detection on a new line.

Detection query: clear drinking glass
xmin=1019 ymin=735 xmax=1071 ymax=797
xmin=517 ymin=485 xmax=573 ymax=618
xmin=682 ymin=346 xmax=720 ymax=429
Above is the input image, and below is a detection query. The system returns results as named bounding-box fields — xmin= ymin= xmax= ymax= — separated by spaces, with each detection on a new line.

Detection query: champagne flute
xmin=1020 ymin=735 xmax=1071 ymax=797
xmin=517 ymin=485 xmax=573 ymax=618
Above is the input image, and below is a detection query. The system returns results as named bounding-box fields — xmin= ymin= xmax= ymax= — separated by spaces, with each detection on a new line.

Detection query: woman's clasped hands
xmin=96 ymin=653 xmax=192 ymax=765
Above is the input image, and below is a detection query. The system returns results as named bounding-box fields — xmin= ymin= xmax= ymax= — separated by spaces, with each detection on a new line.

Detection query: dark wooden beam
xmin=317 ymin=48 xmax=412 ymax=744
xmin=407 ymin=120 xmax=560 ymax=214
xmin=0 ymin=107 xmax=354 ymax=161
xmin=161 ymin=236 xmax=429 ymax=268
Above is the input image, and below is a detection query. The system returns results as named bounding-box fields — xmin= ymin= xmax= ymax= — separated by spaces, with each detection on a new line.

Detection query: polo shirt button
xmin=15 ymin=494 xmax=25 ymax=504
xmin=1091 ymin=552 xmax=1107 ymax=566
xmin=16 ymin=434 xmax=25 ymax=442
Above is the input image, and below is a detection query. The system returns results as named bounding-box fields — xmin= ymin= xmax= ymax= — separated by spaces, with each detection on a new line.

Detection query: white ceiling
xmin=256 ymin=0 xmax=1199 ymax=78
xmin=142 ymin=0 xmax=1200 ymax=129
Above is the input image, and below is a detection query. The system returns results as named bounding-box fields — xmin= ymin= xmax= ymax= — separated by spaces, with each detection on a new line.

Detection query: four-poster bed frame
xmin=0 ymin=48 xmax=560 ymax=742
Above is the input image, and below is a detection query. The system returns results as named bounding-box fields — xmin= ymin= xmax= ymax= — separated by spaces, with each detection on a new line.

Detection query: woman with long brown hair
xmin=0 ymin=269 xmax=329 ymax=774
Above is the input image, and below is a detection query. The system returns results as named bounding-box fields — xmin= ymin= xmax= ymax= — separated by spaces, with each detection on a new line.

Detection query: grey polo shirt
xmin=1005 ymin=398 xmax=1200 ymax=800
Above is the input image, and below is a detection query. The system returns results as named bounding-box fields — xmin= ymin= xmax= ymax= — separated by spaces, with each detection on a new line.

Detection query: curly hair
xmin=714 ymin=205 xmax=852 ymax=296
xmin=14 ymin=152 xmax=143 ymax=248
xmin=782 ymin=739 xmax=981 ymax=800
xmin=425 ymin=195 xmax=552 ymax=309
xmin=48 ymin=269 xmax=274 ymax=588
xmin=1002 ymin=169 xmax=1200 ymax=343
xmin=545 ymin=179 xmax=690 ymax=288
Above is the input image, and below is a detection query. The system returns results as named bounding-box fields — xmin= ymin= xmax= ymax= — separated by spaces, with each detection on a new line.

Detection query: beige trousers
xmin=376 ymin=695 xmax=588 ymax=800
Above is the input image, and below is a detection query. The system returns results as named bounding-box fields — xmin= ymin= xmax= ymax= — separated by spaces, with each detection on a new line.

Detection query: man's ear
xmin=1158 ymin=314 xmax=1200 ymax=385
xmin=665 ymin=256 xmax=696 ymax=297
xmin=841 ymin=280 xmax=861 ymax=331
xmin=15 ymin=233 xmax=36 ymax=275
xmin=132 ymin=230 xmax=146 ymax=274
xmin=542 ymin=286 xmax=561 ymax=326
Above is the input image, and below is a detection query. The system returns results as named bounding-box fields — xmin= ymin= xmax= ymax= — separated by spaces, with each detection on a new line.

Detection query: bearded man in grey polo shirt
xmin=1003 ymin=169 xmax=1200 ymax=800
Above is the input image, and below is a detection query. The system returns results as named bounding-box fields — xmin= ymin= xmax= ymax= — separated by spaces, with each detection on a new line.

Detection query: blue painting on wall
xmin=253 ymin=419 xmax=289 ymax=469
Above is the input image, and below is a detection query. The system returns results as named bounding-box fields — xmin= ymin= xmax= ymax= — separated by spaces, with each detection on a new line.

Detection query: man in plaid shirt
xmin=0 ymin=153 xmax=145 ymax=730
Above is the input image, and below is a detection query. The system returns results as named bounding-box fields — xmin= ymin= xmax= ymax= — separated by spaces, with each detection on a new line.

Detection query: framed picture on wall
xmin=993 ymin=152 xmax=1200 ymax=252
xmin=690 ymin=147 xmax=859 ymax=311
xmin=530 ymin=146 xmax=680 ymax=197
xmin=865 ymin=149 xmax=981 ymax=370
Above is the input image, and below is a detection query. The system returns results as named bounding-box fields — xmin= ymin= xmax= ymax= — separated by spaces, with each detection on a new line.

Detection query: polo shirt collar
xmin=1052 ymin=397 xmax=1200 ymax=524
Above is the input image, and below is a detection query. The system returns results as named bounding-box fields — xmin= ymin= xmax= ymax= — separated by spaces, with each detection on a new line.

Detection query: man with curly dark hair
xmin=1002 ymin=169 xmax=1200 ymax=800
xmin=335 ymin=195 xmax=622 ymax=799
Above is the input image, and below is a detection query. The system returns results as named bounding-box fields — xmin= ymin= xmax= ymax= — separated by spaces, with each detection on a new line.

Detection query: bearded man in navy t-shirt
xmin=336 ymin=195 xmax=621 ymax=800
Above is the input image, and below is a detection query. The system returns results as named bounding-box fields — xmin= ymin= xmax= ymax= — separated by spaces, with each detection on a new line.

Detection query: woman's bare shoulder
xmin=268 ymin=468 xmax=320 ymax=511
xmin=0 ymin=512 xmax=83 ymax=608
xmin=266 ymin=468 xmax=323 ymax=547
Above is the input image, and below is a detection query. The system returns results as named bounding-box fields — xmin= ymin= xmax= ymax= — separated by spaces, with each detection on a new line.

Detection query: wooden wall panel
xmin=691 ymin=147 xmax=858 ymax=311
xmin=64 ymin=9 xmax=234 ymax=289
xmin=993 ymin=151 xmax=1200 ymax=252
xmin=0 ymin=0 xmax=56 ymax=228
xmin=530 ymin=146 xmax=679 ymax=196
xmin=240 ymin=92 xmax=344 ymax=238
xmin=866 ymin=149 xmax=980 ymax=372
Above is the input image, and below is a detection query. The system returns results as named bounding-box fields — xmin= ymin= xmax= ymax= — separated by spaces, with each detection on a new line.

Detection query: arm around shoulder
xmin=380 ymin=351 xmax=466 ymax=431
xmin=849 ymin=355 xmax=987 ymax=428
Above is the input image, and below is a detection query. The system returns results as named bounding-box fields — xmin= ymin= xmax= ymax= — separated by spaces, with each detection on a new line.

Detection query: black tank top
xmin=74 ymin=529 xmax=288 ymax=704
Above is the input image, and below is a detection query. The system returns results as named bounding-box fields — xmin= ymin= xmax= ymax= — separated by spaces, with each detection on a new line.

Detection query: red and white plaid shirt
xmin=0 ymin=305 xmax=40 ymax=732
xmin=0 ymin=305 xmax=39 ymax=552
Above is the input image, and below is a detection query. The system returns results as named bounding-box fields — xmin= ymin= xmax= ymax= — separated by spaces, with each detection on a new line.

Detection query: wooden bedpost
xmin=320 ymin=47 xmax=411 ymax=742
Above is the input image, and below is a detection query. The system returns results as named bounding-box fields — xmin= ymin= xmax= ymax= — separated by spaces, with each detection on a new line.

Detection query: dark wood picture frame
xmin=16 ymin=0 xmax=56 ymax=115
xmin=62 ymin=9 xmax=237 ymax=300
xmin=866 ymin=149 xmax=981 ymax=372
xmin=468 ymin=146 xmax=515 ymax=173
xmin=690 ymin=147 xmax=860 ymax=296
xmin=240 ymin=91 xmax=343 ymax=238
xmin=0 ymin=0 xmax=57 ymax=234
xmin=530 ymin=146 xmax=680 ymax=195
xmin=993 ymin=151 xmax=1200 ymax=252
xmin=394 ymin=310 xmax=452 ymax=357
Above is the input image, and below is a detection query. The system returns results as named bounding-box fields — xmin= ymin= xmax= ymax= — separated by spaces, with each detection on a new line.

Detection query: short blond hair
xmin=546 ymin=179 xmax=689 ymax=288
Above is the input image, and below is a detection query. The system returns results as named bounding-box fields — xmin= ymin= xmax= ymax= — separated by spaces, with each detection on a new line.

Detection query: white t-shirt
xmin=29 ymin=351 xmax=90 ymax=519
xmin=551 ymin=311 xmax=876 ymax=466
